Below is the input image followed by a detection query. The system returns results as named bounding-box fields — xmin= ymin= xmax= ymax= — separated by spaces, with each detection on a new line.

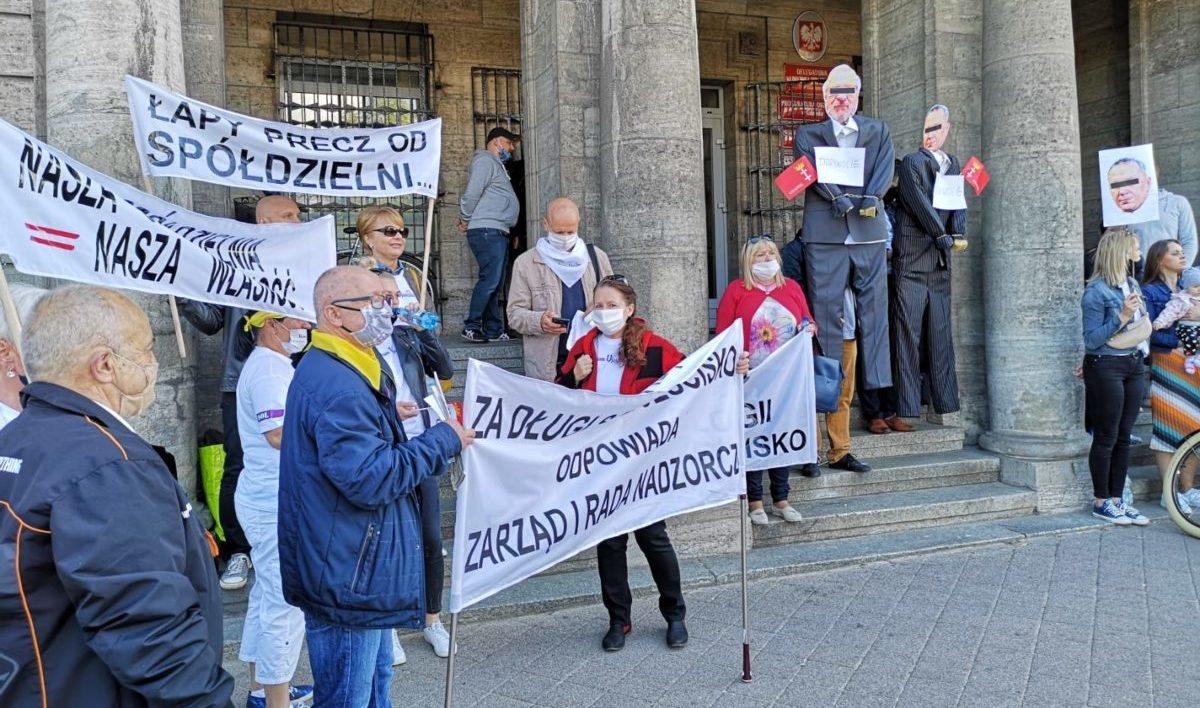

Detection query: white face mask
xmin=752 ymin=259 xmax=780 ymax=281
xmin=283 ymin=327 xmax=309 ymax=355
xmin=589 ymin=308 xmax=627 ymax=336
xmin=547 ymin=232 xmax=579 ymax=251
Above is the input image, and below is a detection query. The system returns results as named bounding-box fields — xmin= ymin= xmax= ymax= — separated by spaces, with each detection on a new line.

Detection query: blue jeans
xmin=305 ymin=616 xmax=392 ymax=708
xmin=464 ymin=228 xmax=509 ymax=337
xmin=746 ymin=467 xmax=791 ymax=504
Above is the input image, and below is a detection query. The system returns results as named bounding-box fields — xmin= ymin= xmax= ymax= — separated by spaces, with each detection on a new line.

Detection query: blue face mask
xmin=498 ymin=148 xmax=513 ymax=162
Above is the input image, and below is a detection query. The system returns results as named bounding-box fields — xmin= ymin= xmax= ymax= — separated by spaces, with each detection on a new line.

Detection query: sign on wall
xmin=792 ymin=11 xmax=828 ymax=62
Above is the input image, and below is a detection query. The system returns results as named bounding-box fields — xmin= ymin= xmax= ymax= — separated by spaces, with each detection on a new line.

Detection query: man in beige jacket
xmin=507 ymin=197 xmax=614 ymax=381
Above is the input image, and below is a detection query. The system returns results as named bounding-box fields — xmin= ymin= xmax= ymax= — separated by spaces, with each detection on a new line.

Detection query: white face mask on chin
xmin=547 ymin=232 xmax=579 ymax=251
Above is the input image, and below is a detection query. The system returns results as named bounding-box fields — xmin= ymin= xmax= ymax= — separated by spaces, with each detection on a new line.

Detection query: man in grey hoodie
xmin=459 ymin=127 xmax=521 ymax=342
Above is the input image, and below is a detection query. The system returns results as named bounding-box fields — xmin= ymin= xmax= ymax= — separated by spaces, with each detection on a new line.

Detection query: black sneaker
xmin=491 ymin=332 xmax=513 ymax=341
xmin=460 ymin=328 xmax=488 ymax=343
xmin=829 ymin=453 xmax=871 ymax=473
xmin=797 ymin=463 xmax=820 ymax=478
xmin=602 ymin=623 xmax=629 ymax=652
xmin=666 ymin=620 xmax=688 ymax=649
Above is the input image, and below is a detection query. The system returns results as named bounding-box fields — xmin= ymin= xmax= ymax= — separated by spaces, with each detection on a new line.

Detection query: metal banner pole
xmin=443 ymin=612 xmax=459 ymax=707
xmin=0 ymin=264 xmax=23 ymax=359
xmin=739 ymin=493 xmax=753 ymax=682
xmin=419 ymin=197 xmax=436 ymax=311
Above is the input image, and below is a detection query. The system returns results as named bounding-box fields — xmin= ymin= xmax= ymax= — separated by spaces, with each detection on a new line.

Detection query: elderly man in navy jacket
xmin=0 ymin=285 xmax=233 ymax=707
xmin=279 ymin=266 xmax=473 ymax=706
xmin=793 ymin=64 xmax=895 ymax=395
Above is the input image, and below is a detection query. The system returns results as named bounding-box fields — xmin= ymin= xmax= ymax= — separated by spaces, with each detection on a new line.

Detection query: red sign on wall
xmin=778 ymin=64 xmax=830 ymax=124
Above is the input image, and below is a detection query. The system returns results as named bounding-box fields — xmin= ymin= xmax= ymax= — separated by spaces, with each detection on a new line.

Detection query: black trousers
xmin=857 ymin=340 xmax=898 ymax=421
xmin=596 ymin=520 xmax=685 ymax=627
xmin=219 ymin=391 xmax=250 ymax=557
xmin=1082 ymin=353 xmax=1145 ymax=499
xmin=892 ymin=265 xmax=959 ymax=417
xmin=746 ymin=467 xmax=791 ymax=504
xmin=417 ymin=475 xmax=443 ymax=615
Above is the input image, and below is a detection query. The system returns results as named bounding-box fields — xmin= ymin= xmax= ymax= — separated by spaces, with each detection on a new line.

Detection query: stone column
xmin=598 ymin=0 xmax=708 ymax=352
xmin=45 ymin=0 xmax=199 ymax=497
xmin=520 ymin=0 xmax=603 ymax=241
xmin=979 ymin=0 xmax=1090 ymax=510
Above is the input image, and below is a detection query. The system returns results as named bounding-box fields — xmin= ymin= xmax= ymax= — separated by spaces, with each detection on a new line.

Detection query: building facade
xmin=0 ymin=0 xmax=1197 ymax=511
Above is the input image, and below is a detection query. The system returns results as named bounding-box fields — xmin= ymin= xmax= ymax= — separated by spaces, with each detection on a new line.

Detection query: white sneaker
xmin=391 ymin=629 xmax=407 ymax=666
xmin=422 ymin=621 xmax=453 ymax=658
xmin=219 ymin=553 xmax=251 ymax=591
xmin=748 ymin=508 xmax=769 ymax=525
xmin=1164 ymin=491 xmax=1194 ymax=514
xmin=1182 ymin=488 xmax=1200 ymax=510
xmin=769 ymin=505 xmax=803 ymax=523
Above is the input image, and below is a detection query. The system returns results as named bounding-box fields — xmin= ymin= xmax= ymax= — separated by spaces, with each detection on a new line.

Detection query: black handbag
xmin=813 ymin=353 xmax=844 ymax=413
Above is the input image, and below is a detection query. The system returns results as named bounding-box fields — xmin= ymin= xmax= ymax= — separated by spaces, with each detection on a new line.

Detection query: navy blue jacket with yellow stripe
xmin=0 ymin=383 xmax=233 ymax=707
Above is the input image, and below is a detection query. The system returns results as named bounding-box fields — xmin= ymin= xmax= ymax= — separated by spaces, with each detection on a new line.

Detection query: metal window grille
xmin=740 ymin=79 xmax=826 ymax=240
xmin=270 ymin=15 xmax=439 ymax=284
xmin=470 ymin=68 xmax=522 ymax=148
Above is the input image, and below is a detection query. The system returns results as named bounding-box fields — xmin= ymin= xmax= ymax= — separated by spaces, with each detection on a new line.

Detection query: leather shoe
xmin=602 ymin=623 xmax=629 ymax=652
xmin=867 ymin=418 xmax=890 ymax=434
xmin=885 ymin=415 xmax=915 ymax=433
xmin=829 ymin=454 xmax=871 ymax=473
xmin=798 ymin=463 xmax=820 ymax=478
xmin=666 ymin=620 xmax=688 ymax=649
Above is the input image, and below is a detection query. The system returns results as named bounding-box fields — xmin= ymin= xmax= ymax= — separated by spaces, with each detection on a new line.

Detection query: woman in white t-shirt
xmin=556 ymin=276 xmax=750 ymax=653
xmin=0 ymin=283 xmax=47 ymax=432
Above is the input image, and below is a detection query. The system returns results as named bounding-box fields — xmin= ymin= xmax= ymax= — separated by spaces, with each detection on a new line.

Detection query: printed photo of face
xmin=823 ymin=65 xmax=860 ymax=124
xmin=922 ymin=107 xmax=950 ymax=151
xmin=1107 ymin=159 xmax=1152 ymax=213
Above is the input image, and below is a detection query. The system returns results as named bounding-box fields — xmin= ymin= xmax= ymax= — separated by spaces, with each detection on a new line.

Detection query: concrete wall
xmin=222 ymin=0 xmax=521 ymax=327
xmin=863 ymin=0 xmax=987 ymax=441
xmin=0 ymin=0 xmax=37 ymax=134
xmin=1130 ymin=0 xmax=1200 ymax=213
xmin=1074 ymin=0 xmax=1130 ymax=250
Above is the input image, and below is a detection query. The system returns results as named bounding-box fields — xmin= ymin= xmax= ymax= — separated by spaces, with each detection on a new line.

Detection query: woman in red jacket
xmin=558 ymin=275 xmax=748 ymax=653
xmin=716 ymin=235 xmax=816 ymax=527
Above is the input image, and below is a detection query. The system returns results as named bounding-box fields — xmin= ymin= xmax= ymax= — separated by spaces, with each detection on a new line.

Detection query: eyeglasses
xmin=331 ymin=293 xmax=397 ymax=311
xmin=371 ymin=226 xmax=409 ymax=238
xmin=599 ymin=274 xmax=630 ymax=286
xmin=747 ymin=235 xmax=774 ymax=245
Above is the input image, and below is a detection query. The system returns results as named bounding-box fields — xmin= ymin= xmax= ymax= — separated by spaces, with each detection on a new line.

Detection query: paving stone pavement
xmin=223 ymin=521 xmax=1200 ymax=707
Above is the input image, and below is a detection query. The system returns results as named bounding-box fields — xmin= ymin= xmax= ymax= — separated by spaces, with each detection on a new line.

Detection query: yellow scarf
xmin=310 ymin=330 xmax=382 ymax=391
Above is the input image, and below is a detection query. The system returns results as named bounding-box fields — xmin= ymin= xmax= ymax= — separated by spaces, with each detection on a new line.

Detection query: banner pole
xmin=739 ymin=493 xmax=753 ymax=683
xmin=0 ymin=264 xmax=23 ymax=360
xmin=139 ymin=175 xmax=187 ymax=359
xmin=419 ymin=196 xmax=436 ymax=311
xmin=443 ymin=612 xmax=459 ymax=707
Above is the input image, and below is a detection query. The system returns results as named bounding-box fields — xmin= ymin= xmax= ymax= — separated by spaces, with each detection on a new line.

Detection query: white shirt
xmin=377 ymin=336 xmax=426 ymax=439
xmin=235 ymin=347 xmax=295 ymax=513
xmin=94 ymin=400 xmax=136 ymax=433
xmin=0 ymin=401 xmax=18 ymax=431
xmin=391 ymin=273 xmax=420 ymax=312
xmin=930 ymin=149 xmax=949 ymax=174
xmin=831 ymin=116 xmax=859 ymax=148
xmin=593 ymin=335 xmax=624 ymax=395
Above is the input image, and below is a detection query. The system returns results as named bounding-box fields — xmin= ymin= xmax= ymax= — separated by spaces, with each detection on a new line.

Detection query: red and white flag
xmin=962 ymin=156 xmax=990 ymax=196
xmin=775 ymin=155 xmax=818 ymax=201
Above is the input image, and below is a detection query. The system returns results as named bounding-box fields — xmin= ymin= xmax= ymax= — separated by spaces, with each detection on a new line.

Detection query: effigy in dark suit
xmin=891 ymin=104 xmax=967 ymax=418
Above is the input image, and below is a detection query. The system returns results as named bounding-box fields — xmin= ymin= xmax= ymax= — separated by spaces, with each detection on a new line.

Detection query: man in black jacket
xmin=892 ymin=104 xmax=967 ymax=419
xmin=180 ymin=194 xmax=301 ymax=590
xmin=0 ymin=285 xmax=233 ymax=707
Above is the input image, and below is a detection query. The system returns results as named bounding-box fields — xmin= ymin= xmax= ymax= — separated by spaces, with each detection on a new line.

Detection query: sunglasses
xmin=1109 ymin=179 xmax=1140 ymax=189
xmin=599 ymin=274 xmax=630 ymax=286
xmin=371 ymin=226 xmax=409 ymax=238
xmin=747 ymin=235 xmax=775 ymax=245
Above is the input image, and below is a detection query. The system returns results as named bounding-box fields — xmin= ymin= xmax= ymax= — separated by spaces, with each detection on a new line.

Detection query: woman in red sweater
xmin=557 ymin=275 xmax=748 ymax=653
xmin=716 ymin=235 xmax=816 ymax=526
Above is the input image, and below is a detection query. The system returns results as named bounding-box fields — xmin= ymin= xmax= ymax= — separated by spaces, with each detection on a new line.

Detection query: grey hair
xmin=0 ymin=282 xmax=48 ymax=344
xmin=22 ymin=285 xmax=131 ymax=381
xmin=928 ymin=104 xmax=951 ymax=121
xmin=822 ymin=64 xmax=862 ymax=92
xmin=1110 ymin=157 xmax=1149 ymax=175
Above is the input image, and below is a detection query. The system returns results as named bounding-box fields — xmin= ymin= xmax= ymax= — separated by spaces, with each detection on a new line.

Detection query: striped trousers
xmin=891 ymin=265 xmax=960 ymax=418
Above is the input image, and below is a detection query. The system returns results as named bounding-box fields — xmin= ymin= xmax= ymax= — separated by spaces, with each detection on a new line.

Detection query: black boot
xmin=602 ymin=623 xmax=629 ymax=652
xmin=666 ymin=620 xmax=688 ymax=649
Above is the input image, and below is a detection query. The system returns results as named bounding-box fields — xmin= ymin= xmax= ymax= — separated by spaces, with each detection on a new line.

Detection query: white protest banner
xmin=449 ymin=324 xmax=746 ymax=612
xmin=743 ymin=333 xmax=817 ymax=470
xmin=125 ymin=75 xmax=441 ymax=198
xmin=813 ymin=146 xmax=865 ymax=186
xmin=932 ymin=174 xmax=967 ymax=210
xmin=0 ymin=118 xmax=335 ymax=321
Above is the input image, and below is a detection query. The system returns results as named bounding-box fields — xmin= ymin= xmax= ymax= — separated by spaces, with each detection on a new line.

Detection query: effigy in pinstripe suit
xmin=891 ymin=105 xmax=967 ymax=418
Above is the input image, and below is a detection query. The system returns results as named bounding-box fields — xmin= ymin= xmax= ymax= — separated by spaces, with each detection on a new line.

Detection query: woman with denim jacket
xmin=1141 ymin=238 xmax=1200 ymax=513
xmin=1081 ymin=228 xmax=1150 ymax=525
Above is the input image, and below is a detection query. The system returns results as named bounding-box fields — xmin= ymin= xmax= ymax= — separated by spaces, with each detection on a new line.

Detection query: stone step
xmin=750 ymin=481 xmax=1038 ymax=547
xmin=829 ymin=420 xmax=964 ymax=460
xmin=221 ymin=507 xmax=1170 ymax=643
xmin=788 ymin=448 xmax=1000 ymax=501
xmin=1128 ymin=464 xmax=1163 ymax=502
xmin=439 ymin=334 xmax=525 ymax=401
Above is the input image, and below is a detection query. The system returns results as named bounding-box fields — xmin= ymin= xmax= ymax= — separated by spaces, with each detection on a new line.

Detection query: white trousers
xmin=235 ymin=497 xmax=306 ymax=685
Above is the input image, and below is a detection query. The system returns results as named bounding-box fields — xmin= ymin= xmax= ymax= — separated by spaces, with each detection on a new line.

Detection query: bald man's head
xmin=256 ymin=195 xmax=302 ymax=224
xmin=542 ymin=197 xmax=581 ymax=237
xmin=313 ymin=265 xmax=385 ymax=338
